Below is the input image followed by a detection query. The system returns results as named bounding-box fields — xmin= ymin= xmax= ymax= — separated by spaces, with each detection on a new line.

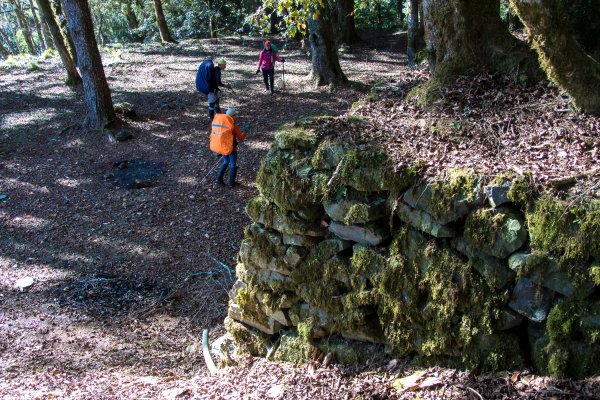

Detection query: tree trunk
xmin=42 ymin=21 xmax=54 ymax=48
xmin=0 ymin=40 xmax=10 ymax=57
xmin=397 ymin=0 xmax=404 ymax=28
xmin=53 ymin=0 xmax=78 ymax=65
xmin=35 ymin=0 xmax=81 ymax=84
xmin=10 ymin=0 xmax=37 ymax=54
xmin=0 ymin=29 xmax=16 ymax=54
xmin=62 ymin=0 xmax=116 ymax=129
xmin=153 ymin=0 xmax=176 ymax=43
xmin=510 ymin=0 xmax=600 ymax=115
xmin=407 ymin=0 xmax=418 ymax=66
xmin=308 ymin=2 xmax=347 ymax=86
xmin=422 ymin=0 xmax=537 ymax=82
xmin=335 ymin=0 xmax=359 ymax=45
xmin=28 ymin=0 xmax=48 ymax=50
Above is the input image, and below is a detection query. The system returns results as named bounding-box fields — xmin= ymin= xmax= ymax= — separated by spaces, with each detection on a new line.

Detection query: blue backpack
xmin=196 ymin=59 xmax=215 ymax=94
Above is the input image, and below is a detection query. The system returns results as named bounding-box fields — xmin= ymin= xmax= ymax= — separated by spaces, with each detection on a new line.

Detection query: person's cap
xmin=264 ymin=41 xmax=271 ymax=46
xmin=226 ymin=108 xmax=238 ymax=117
xmin=217 ymin=59 xmax=226 ymax=65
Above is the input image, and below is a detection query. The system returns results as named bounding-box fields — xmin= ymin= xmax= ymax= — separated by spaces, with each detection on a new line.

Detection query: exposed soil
xmin=1 ymin=32 xmax=598 ymax=399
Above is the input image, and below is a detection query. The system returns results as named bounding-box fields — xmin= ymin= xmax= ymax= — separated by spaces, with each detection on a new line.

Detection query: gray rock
xmin=508 ymin=278 xmax=553 ymax=322
xmin=284 ymin=246 xmax=306 ymax=268
xmin=312 ymin=142 xmax=346 ymax=170
xmin=581 ymin=314 xmax=600 ymax=330
xmin=484 ymin=182 xmax=512 ymax=208
xmin=274 ymin=128 xmax=317 ymax=150
xmin=452 ymin=237 xmax=515 ymax=289
xmin=508 ymin=252 xmax=592 ymax=298
xmin=324 ymin=198 xmax=387 ymax=224
xmin=228 ymin=303 xmax=282 ymax=335
xmin=329 ymin=221 xmax=390 ymax=246
xmin=238 ymin=263 xmax=295 ymax=291
xmin=282 ymin=234 xmax=321 ymax=248
xmin=396 ymin=202 xmax=456 ymax=238
xmin=495 ymin=308 xmax=524 ymax=330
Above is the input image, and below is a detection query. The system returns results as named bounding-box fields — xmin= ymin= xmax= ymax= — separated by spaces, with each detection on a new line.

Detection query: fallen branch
xmin=202 ymin=329 xmax=218 ymax=373
xmin=549 ymin=167 xmax=599 ymax=189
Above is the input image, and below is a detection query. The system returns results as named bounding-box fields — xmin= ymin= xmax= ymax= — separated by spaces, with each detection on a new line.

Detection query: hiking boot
xmin=216 ymin=163 xmax=227 ymax=185
xmin=269 ymin=89 xmax=274 ymax=95
xmin=227 ymin=166 xmax=238 ymax=188
xmin=263 ymin=89 xmax=270 ymax=94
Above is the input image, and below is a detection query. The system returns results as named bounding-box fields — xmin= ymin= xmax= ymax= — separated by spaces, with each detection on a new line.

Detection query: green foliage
xmin=355 ymin=0 xmax=402 ymax=29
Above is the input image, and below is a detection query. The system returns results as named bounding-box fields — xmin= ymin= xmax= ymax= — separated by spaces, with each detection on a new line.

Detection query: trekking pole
xmin=282 ymin=61 xmax=286 ymax=91
xmin=199 ymin=156 xmax=223 ymax=184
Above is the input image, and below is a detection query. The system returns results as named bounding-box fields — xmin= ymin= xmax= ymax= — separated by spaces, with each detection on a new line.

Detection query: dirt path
xmin=0 ymin=34 xmax=406 ymax=399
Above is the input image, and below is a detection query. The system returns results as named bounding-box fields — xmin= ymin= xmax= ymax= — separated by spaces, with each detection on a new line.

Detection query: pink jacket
xmin=257 ymin=49 xmax=282 ymax=70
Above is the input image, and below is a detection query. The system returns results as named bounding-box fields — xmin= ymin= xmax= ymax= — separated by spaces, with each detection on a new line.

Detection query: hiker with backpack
xmin=196 ymin=59 xmax=232 ymax=120
xmin=210 ymin=108 xmax=249 ymax=188
xmin=256 ymin=40 xmax=285 ymax=94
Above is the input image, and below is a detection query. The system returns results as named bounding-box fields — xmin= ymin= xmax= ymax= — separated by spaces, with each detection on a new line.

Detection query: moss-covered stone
xmin=527 ymin=196 xmax=600 ymax=268
xmin=403 ymin=169 xmax=483 ymax=224
xmin=274 ymin=122 xmax=319 ymax=150
xmin=464 ymin=207 xmax=528 ymax=259
xmin=225 ymin=316 xmax=273 ymax=357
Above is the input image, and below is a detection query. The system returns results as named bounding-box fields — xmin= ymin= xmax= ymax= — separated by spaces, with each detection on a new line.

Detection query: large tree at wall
xmin=153 ymin=0 xmax=176 ymax=43
xmin=35 ymin=0 xmax=81 ymax=84
xmin=510 ymin=0 xmax=600 ymax=115
xmin=308 ymin=1 xmax=347 ymax=85
xmin=421 ymin=0 xmax=537 ymax=82
xmin=62 ymin=0 xmax=116 ymax=129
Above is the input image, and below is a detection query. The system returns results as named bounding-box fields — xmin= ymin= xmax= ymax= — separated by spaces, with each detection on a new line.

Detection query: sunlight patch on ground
xmin=64 ymin=138 xmax=86 ymax=149
xmin=0 ymin=108 xmax=58 ymax=130
xmin=177 ymin=176 xmax=199 ymax=185
xmin=90 ymin=235 xmax=166 ymax=260
xmin=1 ymin=178 xmax=51 ymax=193
xmin=56 ymin=178 xmax=92 ymax=188
xmin=245 ymin=140 xmax=273 ymax=150
xmin=7 ymin=215 xmax=50 ymax=230
xmin=0 ymin=257 xmax=73 ymax=288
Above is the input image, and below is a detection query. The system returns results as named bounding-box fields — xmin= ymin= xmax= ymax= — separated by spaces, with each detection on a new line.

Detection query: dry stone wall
xmin=225 ymin=118 xmax=600 ymax=378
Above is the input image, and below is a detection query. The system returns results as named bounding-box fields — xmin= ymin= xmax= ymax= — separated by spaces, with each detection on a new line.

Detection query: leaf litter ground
xmin=0 ymin=32 xmax=598 ymax=399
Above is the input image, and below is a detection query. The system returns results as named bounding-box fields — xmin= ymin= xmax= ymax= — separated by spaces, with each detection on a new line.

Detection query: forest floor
xmin=1 ymin=32 xmax=599 ymax=399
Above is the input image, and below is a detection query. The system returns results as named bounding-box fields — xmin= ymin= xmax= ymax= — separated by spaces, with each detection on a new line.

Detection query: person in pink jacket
xmin=256 ymin=40 xmax=285 ymax=94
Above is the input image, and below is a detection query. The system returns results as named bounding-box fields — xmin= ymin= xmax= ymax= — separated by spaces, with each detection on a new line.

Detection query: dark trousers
xmin=262 ymin=68 xmax=274 ymax=91
xmin=217 ymin=152 xmax=238 ymax=186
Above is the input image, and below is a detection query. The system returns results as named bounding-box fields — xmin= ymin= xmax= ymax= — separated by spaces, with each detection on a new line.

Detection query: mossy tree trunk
xmin=10 ymin=0 xmax=37 ymax=55
xmin=62 ymin=0 xmax=116 ymax=129
xmin=308 ymin=2 xmax=348 ymax=86
xmin=153 ymin=0 xmax=176 ymax=43
xmin=422 ymin=0 xmax=536 ymax=82
xmin=334 ymin=0 xmax=359 ymax=45
xmin=53 ymin=0 xmax=78 ymax=65
xmin=35 ymin=0 xmax=81 ymax=85
xmin=510 ymin=0 xmax=600 ymax=115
